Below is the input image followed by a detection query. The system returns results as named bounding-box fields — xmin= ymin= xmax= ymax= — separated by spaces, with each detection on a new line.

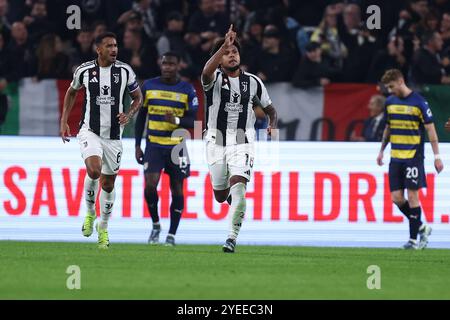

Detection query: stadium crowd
xmin=2 ymin=0 xmax=450 ymax=135
xmin=2 ymin=0 xmax=450 ymax=85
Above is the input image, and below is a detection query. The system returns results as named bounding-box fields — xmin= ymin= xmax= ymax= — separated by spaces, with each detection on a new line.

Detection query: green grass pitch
xmin=1 ymin=241 xmax=449 ymax=300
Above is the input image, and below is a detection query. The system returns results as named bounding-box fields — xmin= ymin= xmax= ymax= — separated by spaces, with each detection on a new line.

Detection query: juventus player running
xmin=202 ymin=25 xmax=278 ymax=253
xmin=60 ymin=32 xmax=143 ymax=249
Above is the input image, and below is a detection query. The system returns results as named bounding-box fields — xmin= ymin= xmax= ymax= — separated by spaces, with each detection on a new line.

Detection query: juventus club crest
xmin=242 ymin=81 xmax=248 ymax=92
xmin=113 ymin=73 xmax=120 ymax=84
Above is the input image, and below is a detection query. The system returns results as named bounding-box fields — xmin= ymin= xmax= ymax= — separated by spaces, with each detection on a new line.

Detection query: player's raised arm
xmin=425 ymin=123 xmax=444 ymax=173
xmin=60 ymin=86 xmax=79 ymax=143
xmin=377 ymin=124 xmax=390 ymax=166
xmin=201 ymin=24 xmax=236 ymax=85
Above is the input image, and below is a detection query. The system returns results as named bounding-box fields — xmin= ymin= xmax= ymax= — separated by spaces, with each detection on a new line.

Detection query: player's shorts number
xmin=406 ymin=166 xmax=418 ymax=179
xmin=178 ymin=156 xmax=188 ymax=169
xmin=116 ymin=152 xmax=122 ymax=164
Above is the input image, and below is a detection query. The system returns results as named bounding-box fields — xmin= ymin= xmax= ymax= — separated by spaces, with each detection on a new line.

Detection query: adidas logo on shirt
xmin=90 ymin=77 xmax=98 ymax=83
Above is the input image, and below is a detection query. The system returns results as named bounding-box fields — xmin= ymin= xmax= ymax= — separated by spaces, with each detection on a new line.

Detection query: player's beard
xmin=224 ymin=64 xmax=240 ymax=72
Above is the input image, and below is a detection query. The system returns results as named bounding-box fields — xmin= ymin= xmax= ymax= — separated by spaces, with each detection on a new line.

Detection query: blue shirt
xmin=141 ymin=77 xmax=198 ymax=148
xmin=385 ymin=91 xmax=433 ymax=162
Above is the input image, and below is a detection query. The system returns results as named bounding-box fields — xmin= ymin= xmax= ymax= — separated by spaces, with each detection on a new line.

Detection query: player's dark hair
xmin=162 ymin=51 xmax=181 ymax=62
xmin=381 ymin=69 xmax=404 ymax=83
xmin=95 ymin=32 xmax=117 ymax=46
xmin=210 ymin=37 xmax=241 ymax=56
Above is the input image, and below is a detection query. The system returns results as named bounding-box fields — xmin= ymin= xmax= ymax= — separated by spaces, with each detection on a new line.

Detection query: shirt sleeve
xmin=420 ymin=99 xmax=434 ymax=124
xmin=70 ymin=66 xmax=84 ymax=90
xmin=202 ymin=70 xmax=220 ymax=91
xmin=256 ymin=77 xmax=272 ymax=108
xmin=141 ymin=81 xmax=148 ymax=108
xmin=384 ymin=101 xmax=389 ymax=124
xmin=126 ymin=65 xmax=139 ymax=92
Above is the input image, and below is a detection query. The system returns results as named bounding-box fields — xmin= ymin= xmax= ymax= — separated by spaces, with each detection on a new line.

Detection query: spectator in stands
xmin=440 ymin=12 xmax=450 ymax=74
xmin=0 ymin=25 xmax=8 ymax=78
xmin=416 ymin=9 xmax=441 ymax=37
xmin=69 ymin=27 xmax=95 ymax=72
xmin=310 ymin=4 xmax=347 ymax=69
xmin=411 ymin=30 xmax=450 ymax=84
xmin=367 ymin=35 xmax=408 ymax=83
xmin=118 ymin=0 xmax=159 ymax=40
xmin=123 ymin=10 xmax=144 ymax=32
xmin=156 ymin=11 xmax=186 ymax=57
xmin=432 ymin=0 xmax=450 ymax=12
xmin=185 ymin=0 xmax=229 ymax=68
xmin=388 ymin=1 xmax=427 ymax=67
xmin=92 ymin=21 xmax=108 ymax=41
xmin=187 ymin=0 xmax=229 ymax=35
xmin=240 ymin=17 xmax=264 ymax=72
xmin=156 ymin=11 xmax=192 ymax=77
xmin=350 ymin=95 xmax=387 ymax=142
xmin=183 ymin=31 xmax=204 ymax=77
xmin=0 ymin=32 xmax=8 ymax=132
xmin=0 ymin=0 xmax=11 ymax=43
xmin=23 ymin=0 xmax=55 ymax=46
xmin=234 ymin=0 xmax=253 ymax=34
xmin=440 ymin=12 xmax=450 ymax=49
xmin=336 ymin=3 xmax=378 ymax=82
xmin=120 ymin=28 xmax=158 ymax=80
xmin=292 ymin=41 xmax=340 ymax=88
xmin=6 ymin=21 xmax=36 ymax=81
xmin=253 ymin=25 xmax=296 ymax=83
xmin=36 ymin=33 xmax=70 ymax=79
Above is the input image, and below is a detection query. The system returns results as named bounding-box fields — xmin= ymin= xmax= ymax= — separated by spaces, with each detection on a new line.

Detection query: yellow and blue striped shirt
xmin=385 ymin=91 xmax=433 ymax=162
xmin=141 ymin=77 xmax=198 ymax=148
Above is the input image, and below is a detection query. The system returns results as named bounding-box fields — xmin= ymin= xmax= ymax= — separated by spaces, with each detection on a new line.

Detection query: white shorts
xmin=206 ymin=141 xmax=254 ymax=190
xmin=77 ymin=128 xmax=123 ymax=175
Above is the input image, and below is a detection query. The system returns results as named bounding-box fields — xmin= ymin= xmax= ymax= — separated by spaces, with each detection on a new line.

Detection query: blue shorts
xmin=143 ymin=142 xmax=190 ymax=179
xmin=389 ymin=158 xmax=427 ymax=192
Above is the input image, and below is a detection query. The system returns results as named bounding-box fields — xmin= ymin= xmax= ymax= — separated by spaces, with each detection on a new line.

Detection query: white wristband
xmin=174 ymin=117 xmax=180 ymax=125
xmin=435 ymin=154 xmax=441 ymax=160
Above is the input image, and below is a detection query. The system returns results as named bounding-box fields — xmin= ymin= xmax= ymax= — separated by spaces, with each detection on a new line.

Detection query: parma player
xmin=135 ymin=52 xmax=198 ymax=246
xmin=60 ymin=32 xmax=143 ymax=249
xmin=377 ymin=69 xmax=444 ymax=250
xmin=202 ymin=25 xmax=278 ymax=253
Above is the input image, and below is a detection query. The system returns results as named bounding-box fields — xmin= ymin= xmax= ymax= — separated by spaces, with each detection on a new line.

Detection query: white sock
xmin=99 ymin=188 xmax=115 ymax=230
xmin=84 ymin=175 xmax=99 ymax=215
xmin=228 ymin=182 xmax=246 ymax=240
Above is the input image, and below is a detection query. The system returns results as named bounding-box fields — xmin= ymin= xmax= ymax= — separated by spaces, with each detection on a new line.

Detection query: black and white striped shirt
xmin=70 ymin=59 xmax=139 ymax=140
xmin=202 ymin=69 xmax=272 ymax=146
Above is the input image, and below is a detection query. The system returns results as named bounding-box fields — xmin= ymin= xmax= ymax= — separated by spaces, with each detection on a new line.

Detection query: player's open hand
xmin=135 ymin=146 xmax=144 ymax=165
xmin=60 ymin=122 xmax=71 ymax=143
xmin=435 ymin=158 xmax=444 ymax=174
xmin=445 ymin=117 xmax=450 ymax=132
xmin=376 ymin=152 xmax=384 ymax=166
xmin=223 ymin=25 xmax=236 ymax=49
xmin=117 ymin=112 xmax=130 ymax=126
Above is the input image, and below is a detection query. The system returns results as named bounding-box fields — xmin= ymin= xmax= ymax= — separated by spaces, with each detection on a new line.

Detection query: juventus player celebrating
xmin=60 ymin=32 xmax=143 ymax=249
xmin=202 ymin=25 xmax=278 ymax=253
